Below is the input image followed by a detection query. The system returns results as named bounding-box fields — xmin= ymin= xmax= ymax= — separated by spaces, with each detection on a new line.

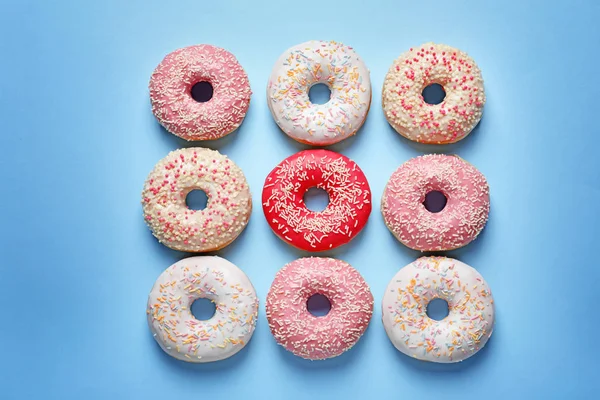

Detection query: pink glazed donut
xmin=381 ymin=154 xmax=490 ymax=251
xmin=266 ymin=257 xmax=373 ymax=360
xmin=149 ymin=45 xmax=251 ymax=141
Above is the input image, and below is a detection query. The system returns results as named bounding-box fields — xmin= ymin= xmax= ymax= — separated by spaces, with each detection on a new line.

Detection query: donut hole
xmin=191 ymin=81 xmax=214 ymax=103
xmin=423 ymin=190 xmax=447 ymax=213
xmin=303 ymin=187 xmax=330 ymax=212
xmin=186 ymin=189 xmax=209 ymax=210
xmin=306 ymin=293 xmax=331 ymax=317
xmin=191 ymin=298 xmax=216 ymax=321
xmin=422 ymin=83 xmax=446 ymax=105
xmin=426 ymin=298 xmax=449 ymax=321
xmin=308 ymin=83 xmax=332 ymax=105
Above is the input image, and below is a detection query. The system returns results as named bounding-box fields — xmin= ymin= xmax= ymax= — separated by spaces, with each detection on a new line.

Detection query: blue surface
xmin=1 ymin=0 xmax=598 ymax=398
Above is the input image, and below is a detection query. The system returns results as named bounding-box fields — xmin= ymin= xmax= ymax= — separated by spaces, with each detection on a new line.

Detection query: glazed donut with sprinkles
xmin=262 ymin=149 xmax=371 ymax=252
xmin=382 ymin=256 xmax=494 ymax=363
xmin=147 ymin=256 xmax=258 ymax=363
xmin=149 ymin=44 xmax=251 ymax=141
xmin=382 ymin=43 xmax=485 ymax=144
xmin=142 ymin=147 xmax=252 ymax=252
xmin=381 ymin=154 xmax=489 ymax=251
xmin=267 ymin=40 xmax=371 ymax=145
xmin=266 ymin=257 xmax=373 ymax=360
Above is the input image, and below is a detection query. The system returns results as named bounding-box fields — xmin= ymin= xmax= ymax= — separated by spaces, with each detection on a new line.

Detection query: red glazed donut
xmin=262 ymin=149 xmax=371 ymax=252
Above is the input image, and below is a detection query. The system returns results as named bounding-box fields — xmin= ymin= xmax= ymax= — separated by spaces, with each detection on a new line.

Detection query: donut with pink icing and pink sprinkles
xmin=381 ymin=154 xmax=490 ymax=251
xmin=382 ymin=43 xmax=485 ymax=144
xmin=149 ymin=44 xmax=251 ymax=141
xmin=266 ymin=257 xmax=373 ymax=360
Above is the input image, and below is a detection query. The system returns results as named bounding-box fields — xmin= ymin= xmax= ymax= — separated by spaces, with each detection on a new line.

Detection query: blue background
xmin=1 ymin=0 xmax=598 ymax=398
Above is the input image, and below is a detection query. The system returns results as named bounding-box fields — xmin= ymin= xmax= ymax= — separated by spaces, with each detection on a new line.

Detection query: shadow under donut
xmin=150 ymin=105 xmax=252 ymax=154
xmin=385 ymin=113 xmax=486 ymax=156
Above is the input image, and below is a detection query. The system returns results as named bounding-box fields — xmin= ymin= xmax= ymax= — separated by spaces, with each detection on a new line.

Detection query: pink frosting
xmin=381 ymin=154 xmax=490 ymax=251
xmin=149 ymin=45 xmax=251 ymax=141
xmin=266 ymin=257 xmax=373 ymax=360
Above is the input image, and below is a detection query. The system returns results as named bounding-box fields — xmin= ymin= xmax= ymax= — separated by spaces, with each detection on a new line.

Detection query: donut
xmin=382 ymin=256 xmax=494 ymax=363
xmin=267 ymin=40 xmax=371 ymax=145
xmin=147 ymin=256 xmax=258 ymax=363
xmin=141 ymin=147 xmax=251 ymax=252
xmin=262 ymin=149 xmax=371 ymax=251
xmin=382 ymin=43 xmax=485 ymax=144
xmin=266 ymin=257 xmax=373 ymax=360
xmin=381 ymin=154 xmax=489 ymax=251
xmin=149 ymin=44 xmax=251 ymax=141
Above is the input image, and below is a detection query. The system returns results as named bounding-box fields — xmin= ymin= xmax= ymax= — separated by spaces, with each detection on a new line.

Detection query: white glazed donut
xmin=141 ymin=147 xmax=252 ymax=252
xmin=382 ymin=256 xmax=494 ymax=363
xmin=267 ymin=40 xmax=371 ymax=145
xmin=382 ymin=43 xmax=485 ymax=144
xmin=147 ymin=256 xmax=259 ymax=363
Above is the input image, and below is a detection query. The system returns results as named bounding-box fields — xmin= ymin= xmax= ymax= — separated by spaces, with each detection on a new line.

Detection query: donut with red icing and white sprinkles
xmin=262 ymin=149 xmax=371 ymax=252
xmin=382 ymin=43 xmax=485 ymax=144
xmin=266 ymin=257 xmax=373 ymax=360
xmin=142 ymin=147 xmax=252 ymax=252
xmin=267 ymin=40 xmax=371 ymax=145
xmin=382 ymin=256 xmax=494 ymax=363
xmin=381 ymin=154 xmax=490 ymax=251
xmin=147 ymin=256 xmax=258 ymax=363
xmin=149 ymin=45 xmax=251 ymax=141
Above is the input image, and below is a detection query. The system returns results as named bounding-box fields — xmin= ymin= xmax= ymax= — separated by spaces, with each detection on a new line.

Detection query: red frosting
xmin=262 ymin=149 xmax=371 ymax=252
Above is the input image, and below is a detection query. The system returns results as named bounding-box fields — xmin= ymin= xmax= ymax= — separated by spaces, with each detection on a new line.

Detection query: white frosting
xmin=147 ymin=256 xmax=258 ymax=363
xmin=267 ymin=40 xmax=371 ymax=145
xmin=141 ymin=148 xmax=252 ymax=252
xmin=382 ymin=257 xmax=494 ymax=363
xmin=382 ymin=43 xmax=485 ymax=144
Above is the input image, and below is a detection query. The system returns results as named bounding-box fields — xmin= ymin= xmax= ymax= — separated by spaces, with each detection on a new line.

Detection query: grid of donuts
xmin=141 ymin=40 xmax=495 ymax=364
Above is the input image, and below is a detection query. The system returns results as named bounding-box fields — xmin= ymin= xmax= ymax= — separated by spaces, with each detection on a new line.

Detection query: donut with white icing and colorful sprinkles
xmin=266 ymin=257 xmax=373 ymax=360
xmin=381 ymin=154 xmax=489 ymax=251
xmin=382 ymin=256 xmax=494 ymax=363
xmin=262 ymin=149 xmax=371 ymax=252
xmin=142 ymin=147 xmax=252 ymax=252
xmin=382 ymin=43 xmax=485 ymax=144
xmin=267 ymin=40 xmax=371 ymax=145
xmin=149 ymin=44 xmax=251 ymax=141
xmin=147 ymin=256 xmax=258 ymax=363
